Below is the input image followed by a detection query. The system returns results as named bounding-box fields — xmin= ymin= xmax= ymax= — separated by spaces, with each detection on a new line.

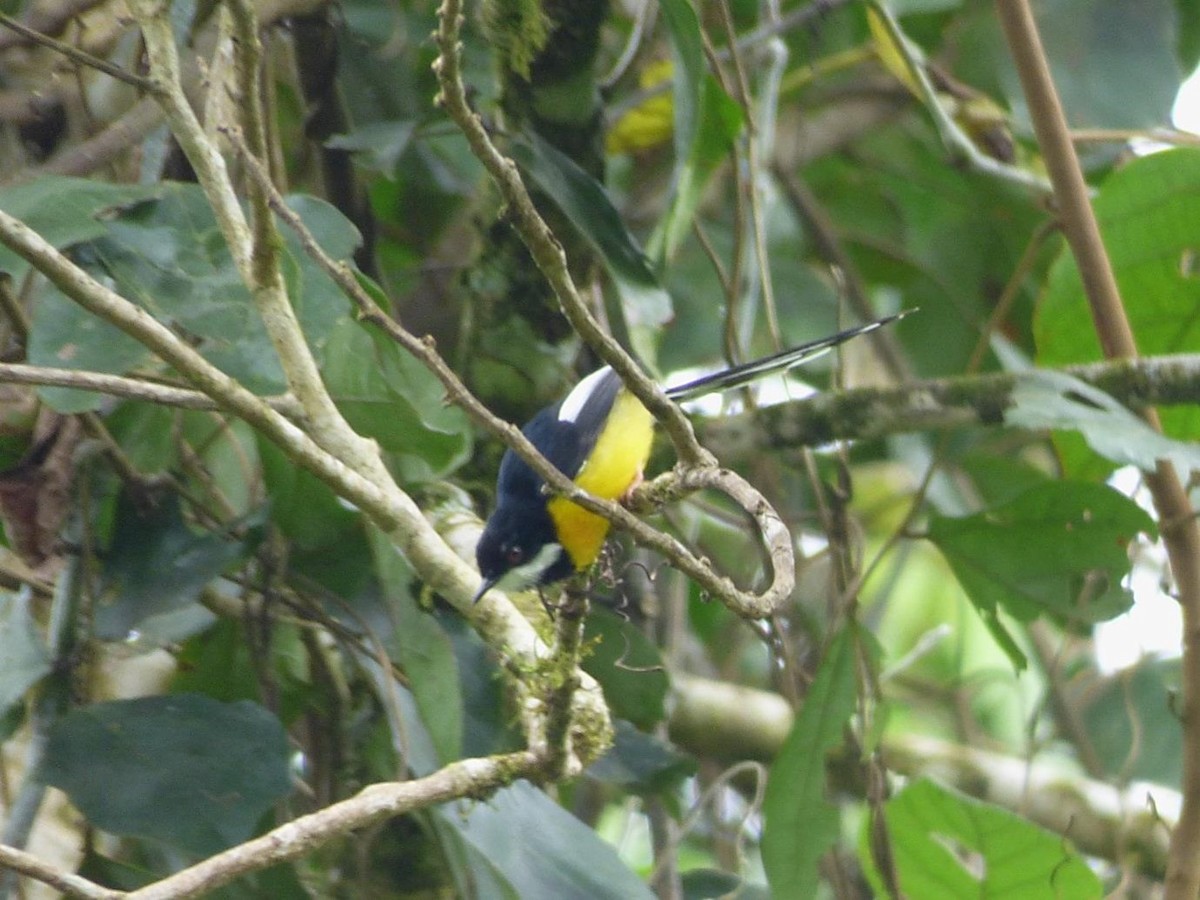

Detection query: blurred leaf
xmin=0 ymin=592 xmax=50 ymax=716
xmin=1082 ymin=657 xmax=1181 ymax=787
xmin=257 ymin=437 xmax=360 ymax=549
xmin=1179 ymin=0 xmax=1200 ymax=72
xmin=582 ymin=608 xmax=669 ymax=729
xmin=958 ymin=0 xmax=1180 ymax=132
xmin=0 ymin=177 xmax=159 ymax=277
xmin=762 ymin=627 xmax=857 ymax=899
xmin=511 ymin=132 xmax=672 ymax=364
xmin=436 ymin=779 xmax=654 ymax=899
xmin=324 ymin=319 xmax=471 ymax=482
xmin=681 ymin=869 xmax=770 ymax=900
xmin=586 ymin=719 xmax=695 ymax=796
xmin=27 ymin=277 xmax=154 ymax=413
xmin=927 ymin=481 xmax=1155 ymax=666
xmin=863 ymin=777 xmax=1101 ymax=898
xmin=94 ymin=491 xmax=256 ymax=640
xmin=368 ymin=525 xmax=462 ymax=764
xmin=606 ymin=61 xmax=675 ymax=154
xmin=648 ymin=73 xmax=743 ymax=269
xmin=327 ymin=120 xmax=418 ymax=176
xmin=1008 ymin=369 xmax=1200 ymax=473
xmin=43 ymin=694 xmax=290 ymax=856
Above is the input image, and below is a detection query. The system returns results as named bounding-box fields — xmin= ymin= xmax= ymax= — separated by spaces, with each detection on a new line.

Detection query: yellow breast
xmin=547 ymin=389 xmax=654 ymax=571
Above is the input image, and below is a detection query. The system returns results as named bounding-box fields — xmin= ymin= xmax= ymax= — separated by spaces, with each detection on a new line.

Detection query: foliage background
xmin=0 ymin=0 xmax=1198 ymax=897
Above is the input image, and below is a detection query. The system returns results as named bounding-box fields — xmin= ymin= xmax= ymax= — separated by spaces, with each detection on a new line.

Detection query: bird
xmin=473 ymin=312 xmax=908 ymax=601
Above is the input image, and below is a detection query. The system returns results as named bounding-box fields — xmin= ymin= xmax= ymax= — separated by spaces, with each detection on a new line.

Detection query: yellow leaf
xmin=867 ymin=6 xmax=921 ymax=98
xmin=607 ymin=60 xmax=675 ymax=154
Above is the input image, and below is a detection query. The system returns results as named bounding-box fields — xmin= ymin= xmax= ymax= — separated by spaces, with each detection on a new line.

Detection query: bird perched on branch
xmin=474 ymin=312 xmax=908 ymax=601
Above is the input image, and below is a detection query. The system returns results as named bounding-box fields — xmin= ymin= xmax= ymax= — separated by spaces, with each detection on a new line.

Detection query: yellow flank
xmin=547 ymin=389 xmax=654 ymax=571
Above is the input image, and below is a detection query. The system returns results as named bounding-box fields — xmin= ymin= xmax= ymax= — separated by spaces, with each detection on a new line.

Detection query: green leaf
xmin=27 ymin=277 xmax=154 ymax=413
xmin=927 ymin=481 xmax=1155 ymax=650
xmin=0 ymin=591 xmax=51 ymax=716
xmin=645 ymin=0 xmax=743 ymax=270
xmin=44 ymin=184 xmax=360 ymax=399
xmin=94 ymin=490 xmax=253 ymax=640
xmin=326 ymin=120 xmax=418 ymax=177
xmin=0 ymin=177 xmax=159 ymax=278
xmin=681 ymin=870 xmax=769 ymax=900
xmin=368 ymin=525 xmax=463 ymax=763
xmin=863 ymin=778 xmax=1102 ymax=899
xmin=1082 ymin=657 xmax=1181 ymax=787
xmin=762 ymin=627 xmax=858 ymax=900
xmin=323 ymin=318 xmax=472 ymax=482
xmin=257 ymin=437 xmax=361 ymax=549
xmin=43 ymin=694 xmax=291 ymax=856
xmin=585 ymin=719 xmax=695 ymax=796
xmin=510 ymin=132 xmax=672 ymax=365
xmin=1036 ymin=148 xmax=1200 ymax=473
xmin=1007 ymin=369 xmax=1200 ymax=473
xmin=649 ymin=73 xmax=743 ymax=267
xmin=581 ymin=609 xmax=669 ymax=729
xmin=436 ymin=780 xmax=654 ymax=899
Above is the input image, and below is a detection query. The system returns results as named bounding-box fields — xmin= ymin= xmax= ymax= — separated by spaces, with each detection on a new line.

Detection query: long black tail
xmin=663 ymin=310 xmax=912 ymax=402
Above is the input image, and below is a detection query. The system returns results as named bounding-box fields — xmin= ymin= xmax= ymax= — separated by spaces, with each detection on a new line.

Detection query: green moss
xmin=481 ymin=0 xmax=551 ymax=80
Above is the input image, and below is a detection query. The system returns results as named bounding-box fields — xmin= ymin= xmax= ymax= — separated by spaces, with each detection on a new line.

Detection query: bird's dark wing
xmin=495 ymin=367 xmax=622 ymax=504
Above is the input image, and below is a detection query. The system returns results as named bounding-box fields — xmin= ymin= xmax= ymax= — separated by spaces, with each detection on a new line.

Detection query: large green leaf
xmin=927 ymin=481 xmax=1155 ymax=667
xmin=0 ymin=591 xmax=51 ymax=717
xmin=436 ymin=779 xmax=655 ymax=900
xmin=956 ymin=0 xmax=1180 ymax=133
xmin=1082 ymin=657 xmax=1182 ymax=787
xmin=648 ymin=73 xmax=743 ymax=268
xmin=762 ymin=627 xmax=858 ymax=900
xmin=511 ymin=132 xmax=672 ymax=365
xmin=0 ymin=177 xmax=159 ymax=277
xmin=322 ymin=318 xmax=472 ymax=483
xmin=29 ymin=183 xmax=362 ymax=411
xmin=43 ymin=694 xmax=291 ymax=856
xmin=586 ymin=719 xmax=695 ymax=797
xmin=863 ymin=778 xmax=1101 ymax=899
xmin=581 ymin=609 xmax=669 ymax=730
xmin=94 ymin=490 xmax=254 ymax=640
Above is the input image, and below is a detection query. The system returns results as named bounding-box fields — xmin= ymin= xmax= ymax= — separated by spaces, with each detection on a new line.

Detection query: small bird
xmin=474 ymin=312 xmax=907 ymax=601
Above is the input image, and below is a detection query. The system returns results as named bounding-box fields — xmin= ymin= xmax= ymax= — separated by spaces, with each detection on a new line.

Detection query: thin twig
xmin=0 ymin=13 xmax=157 ymax=91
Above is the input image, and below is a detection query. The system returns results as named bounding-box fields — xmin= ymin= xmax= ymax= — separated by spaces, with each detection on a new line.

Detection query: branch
xmin=120 ymin=751 xmax=539 ymax=900
xmin=995 ymin=6 xmax=1200 ymax=897
xmin=0 ymin=844 xmax=120 ymax=900
xmin=0 ymin=362 xmax=302 ymax=414
xmin=698 ymin=353 xmax=1200 ymax=457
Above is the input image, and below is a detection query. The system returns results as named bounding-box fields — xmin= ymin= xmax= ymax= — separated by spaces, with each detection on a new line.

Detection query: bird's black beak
xmin=472 ymin=576 xmax=498 ymax=604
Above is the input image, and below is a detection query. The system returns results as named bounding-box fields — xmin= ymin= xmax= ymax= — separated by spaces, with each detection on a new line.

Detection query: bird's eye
xmin=504 ymin=546 xmax=525 ymax=565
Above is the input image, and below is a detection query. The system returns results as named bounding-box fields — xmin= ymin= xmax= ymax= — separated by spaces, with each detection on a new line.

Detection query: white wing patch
xmin=558 ymin=366 xmax=612 ymax=423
